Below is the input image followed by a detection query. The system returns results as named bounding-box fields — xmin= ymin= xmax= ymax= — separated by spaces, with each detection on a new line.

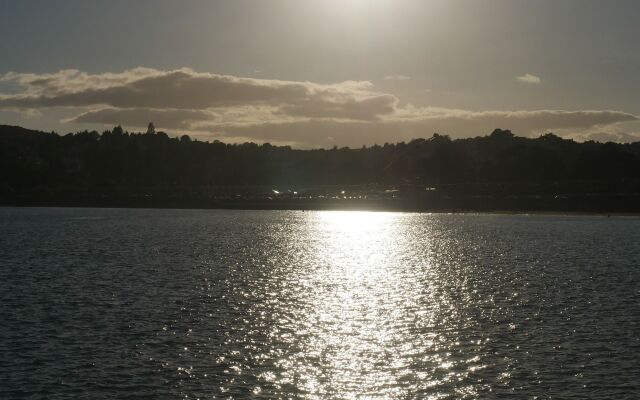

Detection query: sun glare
xmin=328 ymin=0 xmax=390 ymax=16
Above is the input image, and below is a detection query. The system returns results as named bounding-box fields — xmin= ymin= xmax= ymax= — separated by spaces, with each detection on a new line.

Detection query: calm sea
xmin=0 ymin=208 xmax=638 ymax=399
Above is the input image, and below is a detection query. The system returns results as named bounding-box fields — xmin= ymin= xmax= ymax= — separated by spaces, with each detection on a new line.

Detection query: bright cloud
xmin=516 ymin=73 xmax=542 ymax=84
xmin=383 ymin=75 xmax=411 ymax=81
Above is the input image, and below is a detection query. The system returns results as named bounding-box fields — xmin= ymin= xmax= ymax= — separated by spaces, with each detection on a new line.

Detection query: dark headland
xmin=1 ymin=124 xmax=639 ymax=213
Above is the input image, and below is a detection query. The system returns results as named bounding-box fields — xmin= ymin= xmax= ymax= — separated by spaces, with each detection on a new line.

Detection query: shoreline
xmin=2 ymin=198 xmax=640 ymax=216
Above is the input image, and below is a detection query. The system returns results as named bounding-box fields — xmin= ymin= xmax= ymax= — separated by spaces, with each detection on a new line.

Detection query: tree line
xmin=1 ymin=124 xmax=639 ymax=201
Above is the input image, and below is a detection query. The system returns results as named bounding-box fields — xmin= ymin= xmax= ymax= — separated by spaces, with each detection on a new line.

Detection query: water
xmin=0 ymin=208 xmax=639 ymax=399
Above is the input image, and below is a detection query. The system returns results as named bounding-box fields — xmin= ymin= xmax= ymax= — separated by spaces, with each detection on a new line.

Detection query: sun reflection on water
xmin=269 ymin=211 xmax=458 ymax=398
xmin=300 ymin=212 xmax=402 ymax=398
xmin=240 ymin=210 xmax=489 ymax=398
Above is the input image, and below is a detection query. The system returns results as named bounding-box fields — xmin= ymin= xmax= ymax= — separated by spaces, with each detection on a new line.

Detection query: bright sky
xmin=1 ymin=0 xmax=639 ymax=147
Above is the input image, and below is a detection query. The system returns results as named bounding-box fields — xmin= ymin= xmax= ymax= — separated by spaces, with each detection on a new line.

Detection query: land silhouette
xmin=1 ymin=124 xmax=639 ymax=212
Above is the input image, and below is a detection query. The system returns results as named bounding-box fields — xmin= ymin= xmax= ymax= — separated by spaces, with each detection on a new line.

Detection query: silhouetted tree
xmin=146 ymin=122 xmax=156 ymax=135
xmin=112 ymin=125 xmax=124 ymax=136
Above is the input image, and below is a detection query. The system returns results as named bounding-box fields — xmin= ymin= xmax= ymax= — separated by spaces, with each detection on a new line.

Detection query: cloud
xmin=516 ymin=73 xmax=541 ymax=84
xmin=70 ymin=105 xmax=637 ymax=147
xmin=383 ymin=75 xmax=411 ymax=81
xmin=278 ymin=94 xmax=398 ymax=121
xmin=202 ymin=109 xmax=637 ymax=147
xmin=69 ymin=106 xmax=294 ymax=130
xmin=0 ymin=68 xmax=393 ymax=121
xmin=68 ymin=108 xmax=213 ymax=130
xmin=1 ymin=67 xmax=637 ymax=147
xmin=578 ymin=131 xmax=640 ymax=143
xmin=554 ymin=122 xmax=640 ymax=144
xmin=0 ymin=68 xmax=160 ymax=96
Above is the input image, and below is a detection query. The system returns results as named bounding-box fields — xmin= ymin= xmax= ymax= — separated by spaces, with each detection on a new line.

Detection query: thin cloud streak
xmin=383 ymin=75 xmax=411 ymax=81
xmin=516 ymin=73 xmax=542 ymax=84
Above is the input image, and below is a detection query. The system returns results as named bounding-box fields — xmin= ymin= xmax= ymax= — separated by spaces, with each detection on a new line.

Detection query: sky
xmin=1 ymin=0 xmax=639 ymax=147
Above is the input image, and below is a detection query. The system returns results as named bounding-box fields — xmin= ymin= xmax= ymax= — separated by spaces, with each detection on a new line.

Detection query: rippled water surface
xmin=1 ymin=208 xmax=639 ymax=399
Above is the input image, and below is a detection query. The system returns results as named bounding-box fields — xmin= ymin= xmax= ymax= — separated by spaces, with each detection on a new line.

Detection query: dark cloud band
xmin=1 ymin=68 xmax=637 ymax=146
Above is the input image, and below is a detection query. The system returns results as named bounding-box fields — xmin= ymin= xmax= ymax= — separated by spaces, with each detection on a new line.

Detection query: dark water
xmin=0 ymin=208 xmax=639 ymax=399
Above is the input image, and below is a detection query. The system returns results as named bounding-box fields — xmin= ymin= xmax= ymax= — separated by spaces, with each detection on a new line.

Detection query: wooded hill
xmin=2 ymin=124 xmax=639 ymax=211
